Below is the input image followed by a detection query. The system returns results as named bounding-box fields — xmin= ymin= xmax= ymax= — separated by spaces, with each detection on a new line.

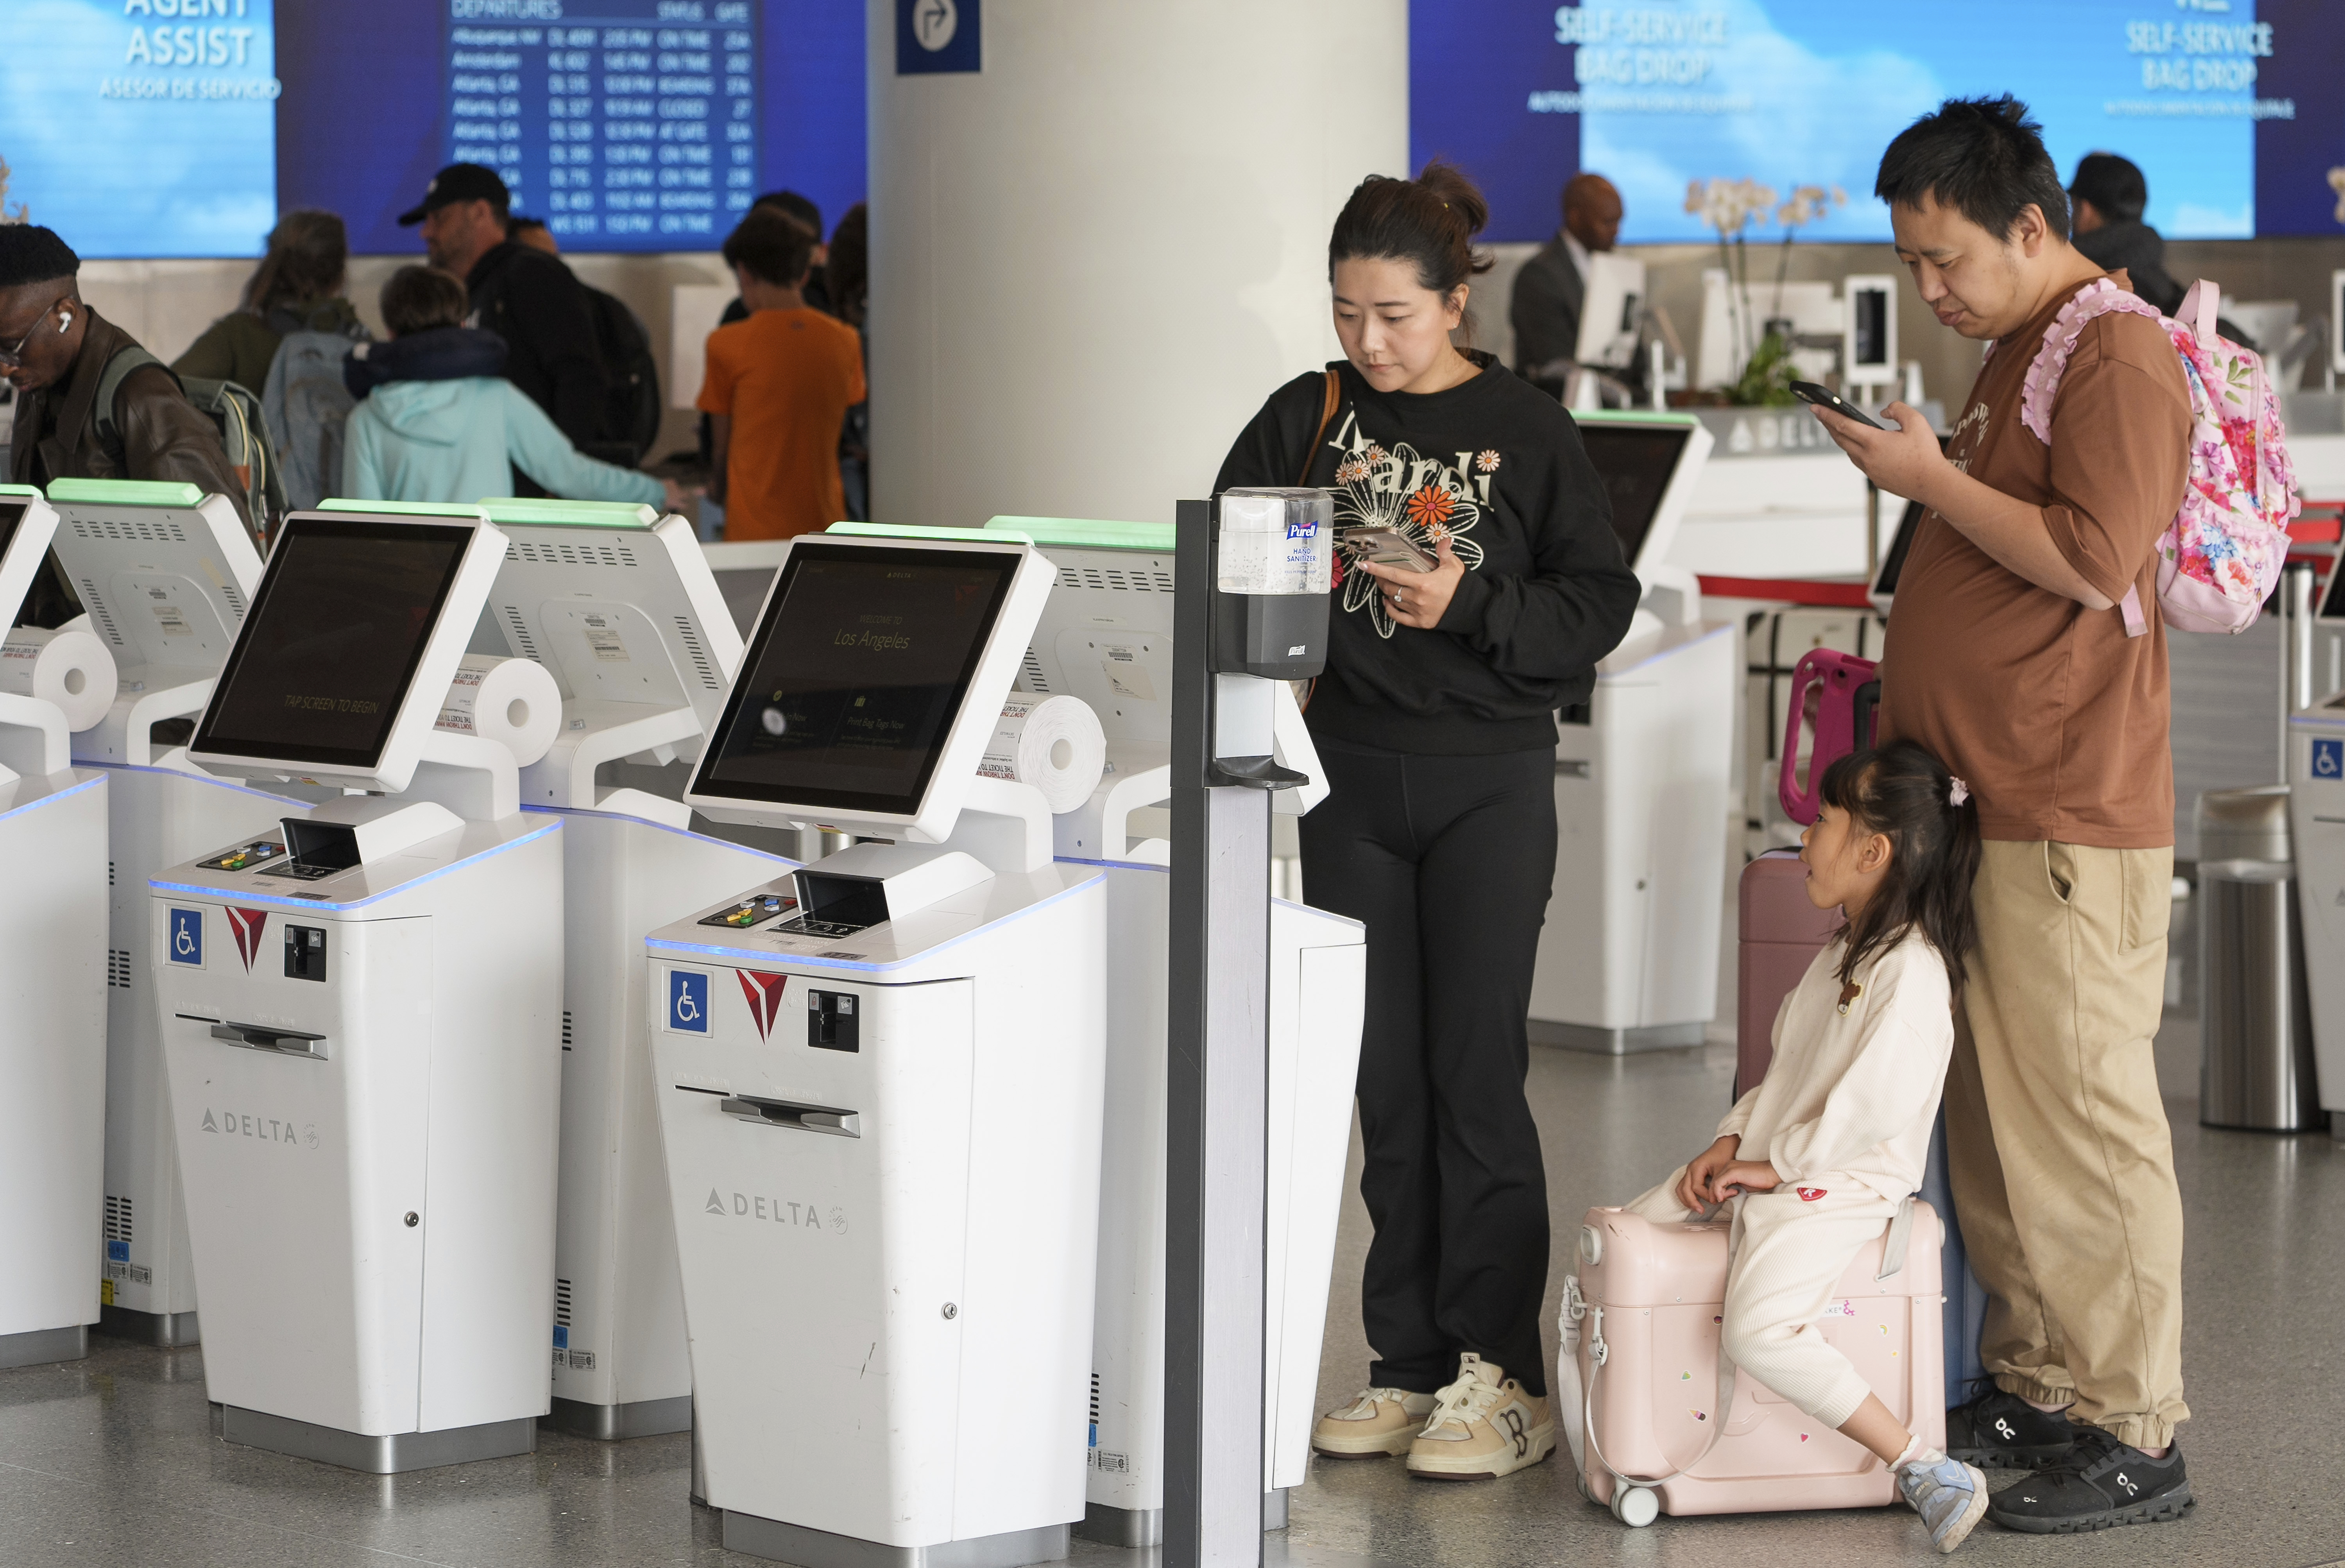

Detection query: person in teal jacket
xmin=341 ymin=265 xmax=680 ymax=509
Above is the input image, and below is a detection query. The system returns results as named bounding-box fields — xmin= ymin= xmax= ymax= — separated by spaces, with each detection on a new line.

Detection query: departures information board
xmin=444 ymin=0 xmax=757 ymax=249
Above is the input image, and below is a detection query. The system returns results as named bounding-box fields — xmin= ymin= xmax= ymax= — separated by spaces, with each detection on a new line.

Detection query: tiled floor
xmin=4 ymin=887 xmax=2340 ymax=1567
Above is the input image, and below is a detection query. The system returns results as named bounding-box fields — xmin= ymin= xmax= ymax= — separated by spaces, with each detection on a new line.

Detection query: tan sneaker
xmin=1311 ymin=1386 xmax=1437 ymax=1458
xmin=1405 ymin=1354 xmax=1555 ymax=1481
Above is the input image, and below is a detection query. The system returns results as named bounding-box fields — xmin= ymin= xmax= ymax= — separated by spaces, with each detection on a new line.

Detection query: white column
xmin=868 ymin=0 xmax=1408 ymax=527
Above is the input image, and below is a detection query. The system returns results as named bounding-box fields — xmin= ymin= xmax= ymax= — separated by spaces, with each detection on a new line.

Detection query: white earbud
xmin=57 ymin=308 xmax=72 ymax=330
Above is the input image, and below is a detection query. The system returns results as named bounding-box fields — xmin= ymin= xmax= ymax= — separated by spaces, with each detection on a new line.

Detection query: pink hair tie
xmin=1949 ymin=777 xmax=1970 ymax=807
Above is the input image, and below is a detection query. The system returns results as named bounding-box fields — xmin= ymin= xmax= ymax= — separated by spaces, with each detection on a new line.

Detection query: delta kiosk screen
xmin=194 ymin=518 xmax=471 ymax=770
xmin=1578 ymin=424 xmax=1690 ymax=567
xmin=0 ymin=501 xmax=24 ymax=563
xmin=695 ymin=544 xmax=1020 ymax=817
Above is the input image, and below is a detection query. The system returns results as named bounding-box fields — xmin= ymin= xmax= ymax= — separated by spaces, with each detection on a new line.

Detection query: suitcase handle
xmin=1777 ymin=648 xmax=1881 ymax=826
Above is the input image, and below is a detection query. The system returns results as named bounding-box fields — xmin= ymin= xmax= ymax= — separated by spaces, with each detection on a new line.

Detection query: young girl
xmin=1625 ymin=739 xmax=1988 ymax=1552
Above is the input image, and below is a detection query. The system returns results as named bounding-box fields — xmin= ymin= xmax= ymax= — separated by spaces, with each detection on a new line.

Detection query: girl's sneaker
xmin=1310 ymin=1387 xmax=1436 ymax=1458
xmin=1898 ymin=1452 xmax=1991 ymax=1552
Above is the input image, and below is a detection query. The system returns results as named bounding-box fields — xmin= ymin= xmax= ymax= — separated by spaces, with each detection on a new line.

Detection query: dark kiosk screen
xmin=0 ymin=501 xmax=24 ymax=565
xmin=697 ymin=544 xmax=1019 ymax=816
xmin=1579 ymin=426 xmax=1689 ymax=565
xmin=194 ymin=518 xmax=472 ymax=769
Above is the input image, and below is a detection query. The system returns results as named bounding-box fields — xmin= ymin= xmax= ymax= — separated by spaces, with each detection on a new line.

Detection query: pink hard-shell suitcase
xmin=1558 ymin=1203 xmax=1946 ymax=1527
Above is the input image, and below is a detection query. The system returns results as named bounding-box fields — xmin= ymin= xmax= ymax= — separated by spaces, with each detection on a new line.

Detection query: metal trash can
xmin=2196 ymin=786 xmax=2323 ymax=1130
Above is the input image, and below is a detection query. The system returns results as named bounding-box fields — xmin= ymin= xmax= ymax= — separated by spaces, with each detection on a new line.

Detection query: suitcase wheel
xmin=1610 ymin=1484 xmax=1659 ymax=1528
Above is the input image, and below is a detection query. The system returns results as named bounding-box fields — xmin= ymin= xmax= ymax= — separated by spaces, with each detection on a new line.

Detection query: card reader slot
xmin=717 ymin=1094 xmax=860 ymax=1139
xmin=206 ymin=1020 xmax=329 ymax=1060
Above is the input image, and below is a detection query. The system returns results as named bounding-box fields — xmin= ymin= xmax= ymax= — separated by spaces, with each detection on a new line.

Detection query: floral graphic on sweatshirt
xmin=1321 ymin=410 xmax=1496 ymax=638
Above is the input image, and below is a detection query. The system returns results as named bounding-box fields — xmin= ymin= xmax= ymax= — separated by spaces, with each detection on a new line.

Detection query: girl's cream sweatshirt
xmin=1718 ymin=928 xmax=1955 ymax=1200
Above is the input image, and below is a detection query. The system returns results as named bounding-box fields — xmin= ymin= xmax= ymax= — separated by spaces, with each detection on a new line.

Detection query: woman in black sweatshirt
xmin=1215 ymin=163 xmax=1639 ymax=1483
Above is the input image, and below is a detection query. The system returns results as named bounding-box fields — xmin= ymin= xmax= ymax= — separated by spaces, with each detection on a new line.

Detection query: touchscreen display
xmin=695 ymin=543 xmax=1020 ymax=815
xmin=0 ymin=500 xmax=25 ymax=566
xmin=1578 ymin=426 xmax=1688 ymax=566
xmin=194 ymin=517 xmax=471 ymax=769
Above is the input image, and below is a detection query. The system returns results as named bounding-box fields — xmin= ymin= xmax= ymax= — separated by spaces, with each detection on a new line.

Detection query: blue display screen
xmin=0 ymin=0 xmax=860 ymax=260
xmin=1413 ymin=0 xmax=2345 ymax=244
xmin=444 ymin=0 xmax=759 ymax=248
xmin=0 ymin=0 xmax=279 ymax=260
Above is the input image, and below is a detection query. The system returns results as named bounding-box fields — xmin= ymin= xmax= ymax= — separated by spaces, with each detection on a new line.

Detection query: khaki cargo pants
xmin=1945 ymin=839 xmax=2189 ymax=1450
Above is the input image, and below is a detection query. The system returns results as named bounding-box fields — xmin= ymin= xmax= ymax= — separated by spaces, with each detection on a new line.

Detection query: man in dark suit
xmin=1510 ymin=173 xmax=1624 ymax=392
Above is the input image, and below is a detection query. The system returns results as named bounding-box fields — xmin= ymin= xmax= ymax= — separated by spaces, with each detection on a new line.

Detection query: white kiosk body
xmin=47 ymin=476 xmax=288 ymax=1347
xmin=151 ymin=505 xmax=565 ymax=1473
xmin=480 ymin=496 xmax=794 ymax=1439
xmin=655 ymin=531 xmax=1106 ymax=1568
xmin=2290 ymin=693 xmax=2345 ymax=1129
xmin=1527 ymin=412 xmax=1738 ymax=1050
xmin=981 ymin=515 xmax=1366 ymax=1543
xmin=0 ymin=485 xmax=111 ymax=1371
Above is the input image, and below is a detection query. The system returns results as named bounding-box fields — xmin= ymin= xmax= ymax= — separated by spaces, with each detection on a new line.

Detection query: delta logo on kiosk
xmin=226 ymin=908 xmax=269 ymax=972
xmin=737 ymin=970 xmax=788 ymax=1040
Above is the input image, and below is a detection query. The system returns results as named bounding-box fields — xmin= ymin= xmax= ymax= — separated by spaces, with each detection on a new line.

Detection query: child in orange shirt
xmin=696 ymin=209 xmax=866 ymax=541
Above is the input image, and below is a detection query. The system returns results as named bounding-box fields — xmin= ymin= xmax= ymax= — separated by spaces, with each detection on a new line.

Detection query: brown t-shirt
xmin=1880 ymin=277 xmax=2191 ymax=848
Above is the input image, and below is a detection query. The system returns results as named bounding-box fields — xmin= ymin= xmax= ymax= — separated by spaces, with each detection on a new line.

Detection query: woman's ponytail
xmin=1327 ymin=159 xmax=1495 ymax=298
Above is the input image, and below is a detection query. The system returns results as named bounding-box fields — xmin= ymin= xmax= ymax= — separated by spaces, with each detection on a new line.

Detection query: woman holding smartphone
xmin=1214 ymin=162 xmax=1638 ymax=1484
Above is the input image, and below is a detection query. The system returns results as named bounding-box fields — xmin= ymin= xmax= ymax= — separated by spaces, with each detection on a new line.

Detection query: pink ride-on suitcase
xmin=1557 ymin=1202 xmax=1948 ymax=1527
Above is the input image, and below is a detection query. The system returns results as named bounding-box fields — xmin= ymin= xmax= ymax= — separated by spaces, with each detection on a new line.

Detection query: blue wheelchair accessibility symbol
xmin=2315 ymin=737 xmax=2345 ymax=781
xmin=668 ymin=969 xmax=709 ymax=1034
xmin=168 ymin=908 xmax=203 ymax=967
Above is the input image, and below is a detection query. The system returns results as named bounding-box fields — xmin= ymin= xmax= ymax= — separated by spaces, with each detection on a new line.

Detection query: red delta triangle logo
xmin=226 ymin=908 xmax=269 ymax=972
xmin=737 ymin=970 xmax=788 ymax=1040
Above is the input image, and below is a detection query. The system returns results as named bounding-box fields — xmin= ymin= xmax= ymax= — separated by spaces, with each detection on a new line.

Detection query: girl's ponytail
xmin=1817 ymin=739 xmax=1982 ymax=992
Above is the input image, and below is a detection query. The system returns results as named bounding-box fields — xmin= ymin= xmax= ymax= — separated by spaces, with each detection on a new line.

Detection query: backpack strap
xmin=2017 ymin=278 xmax=2163 ymax=444
xmin=91 ymin=345 xmax=171 ymax=453
xmin=2178 ymin=277 xmax=2221 ymax=349
xmin=1296 ymin=367 xmax=1340 ymax=486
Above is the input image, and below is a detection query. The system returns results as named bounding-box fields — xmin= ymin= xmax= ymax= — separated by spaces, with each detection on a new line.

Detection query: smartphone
xmin=1343 ymin=528 xmax=1436 ymax=573
xmin=1791 ymin=381 xmax=1886 ymax=430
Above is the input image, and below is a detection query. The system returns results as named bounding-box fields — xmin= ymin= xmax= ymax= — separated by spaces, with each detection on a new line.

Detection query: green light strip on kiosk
xmin=985 ymin=515 xmax=1174 ymax=552
xmin=828 ymin=521 xmax=1036 ymax=545
xmin=479 ymin=498 xmax=660 ymax=530
xmin=317 ymin=498 xmax=490 ymax=519
xmin=1572 ymin=409 xmax=1703 ymax=428
xmin=0 ymin=484 xmax=41 ymax=499
xmin=45 ymin=477 xmax=206 ymax=507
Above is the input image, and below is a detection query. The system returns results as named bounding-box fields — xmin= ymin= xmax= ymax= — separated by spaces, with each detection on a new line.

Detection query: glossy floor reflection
xmin=5 ymin=887 xmax=2341 ymax=1567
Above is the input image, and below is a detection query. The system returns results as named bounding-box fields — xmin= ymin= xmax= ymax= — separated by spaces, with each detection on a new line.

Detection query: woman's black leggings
xmin=1299 ymin=742 xmax=1557 ymax=1398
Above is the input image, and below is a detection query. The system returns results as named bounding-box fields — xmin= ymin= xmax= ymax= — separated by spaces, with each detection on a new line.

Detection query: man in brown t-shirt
xmin=1811 ymin=97 xmax=2195 ymax=1535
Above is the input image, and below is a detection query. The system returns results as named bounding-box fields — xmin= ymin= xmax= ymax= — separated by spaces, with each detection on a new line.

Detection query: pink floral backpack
xmin=2012 ymin=276 xmax=2298 ymax=636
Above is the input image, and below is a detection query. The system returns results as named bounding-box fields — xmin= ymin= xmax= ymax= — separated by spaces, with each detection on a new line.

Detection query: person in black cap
xmin=400 ymin=162 xmax=609 ymax=455
xmin=2067 ymin=153 xmax=2187 ymax=319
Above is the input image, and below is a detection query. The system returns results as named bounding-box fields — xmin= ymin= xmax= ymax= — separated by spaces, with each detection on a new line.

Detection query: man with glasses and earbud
xmin=1 ymin=225 xmax=250 ymax=558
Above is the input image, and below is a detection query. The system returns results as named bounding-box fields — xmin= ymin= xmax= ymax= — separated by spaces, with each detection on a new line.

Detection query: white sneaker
xmin=1899 ymin=1450 xmax=1991 ymax=1552
xmin=1310 ymin=1387 xmax=1437 ymax=1458
xmin=1405 ymin=1354 xmax=1554 ymax=1481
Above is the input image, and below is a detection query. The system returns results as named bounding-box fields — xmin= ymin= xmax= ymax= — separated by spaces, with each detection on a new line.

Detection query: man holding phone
xmin=1807 ymin=96 xmax=2195 ymax=1536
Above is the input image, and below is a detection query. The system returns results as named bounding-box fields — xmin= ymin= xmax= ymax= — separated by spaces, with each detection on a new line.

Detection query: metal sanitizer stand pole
xmin=1166 ymin=491 xmax=1331 ymax=1568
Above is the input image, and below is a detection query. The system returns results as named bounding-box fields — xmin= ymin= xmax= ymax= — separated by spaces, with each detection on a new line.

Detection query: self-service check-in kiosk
xmin=476 ymin=496 xmax=793 ymax=1440
xmin=150 ymin=503 xmax=565 ymax=1472
xmin=1528 ymin=412 xmax=1737 ymax=1051
xmin=0 ymin=485 xmax=112 ymax=1370
xmin=648 ymin=530 xmax=1106 ymax=1568
xmin=2290 ymin=691 xmax=2345 ymax=1133
xmin=978 ymin=514 xmax=1366 ymax=1545
xmin=42 ymin=477 xmax=287 ymax=1348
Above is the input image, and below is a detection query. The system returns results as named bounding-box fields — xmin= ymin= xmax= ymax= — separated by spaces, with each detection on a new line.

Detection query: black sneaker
xmin=1987 ymin=1427 xmax=2194 ymax=1534
xmin=1946 ymin=1382 xmax=2076 ymax=1469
